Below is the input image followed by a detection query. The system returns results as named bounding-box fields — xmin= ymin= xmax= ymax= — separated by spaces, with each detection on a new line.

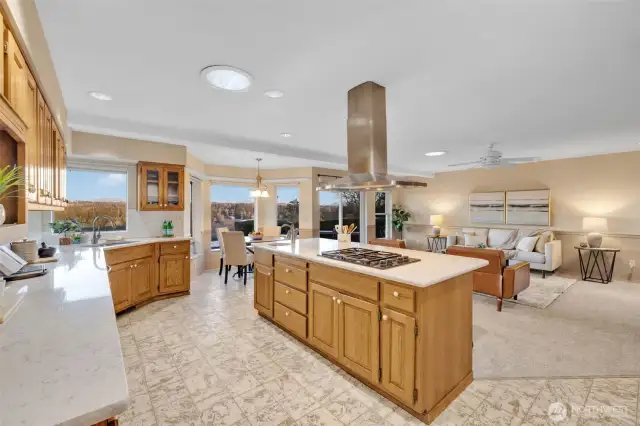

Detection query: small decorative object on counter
xmin=162 ymin=220 xmax=168 ymax=237
xmin=10 ymin=239 xmax=38 ymax=262
xmin=0 ymin=165 xmax=25 ymax=226
xmin=249 ymin=231 xmax=263 ymax=240
xmin=49 ymin=219 xmax=82 ymax=245
xmin=38 ymin=242 xmax=56 ymax=258
xmin=167 ymin=220 xmax=174 ymax=237
xmin=475 ymin=243 xmax=487 ymax=249
xmin=336 ymin=223 xmax=357 ymax=242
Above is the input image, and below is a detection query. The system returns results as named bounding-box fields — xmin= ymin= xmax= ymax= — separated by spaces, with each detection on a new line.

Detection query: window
xmin=277 ymin=186 xmax=299 ymax=232
xmin=341 ymin=191 xmax=361 ymax=242
xmin=54 ymin=169 xmax=127 ymax=232
xmin=375 ymin=191 xmax=392 ymax=238
xmin=211 ymin=184 xmax=255 ymax=247
xmin=319 ymin=191 xmax=340 ymax=239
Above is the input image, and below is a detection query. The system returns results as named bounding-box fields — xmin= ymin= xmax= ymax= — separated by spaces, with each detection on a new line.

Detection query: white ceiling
xmin=36 ymin=0 xmax=640 ymax=174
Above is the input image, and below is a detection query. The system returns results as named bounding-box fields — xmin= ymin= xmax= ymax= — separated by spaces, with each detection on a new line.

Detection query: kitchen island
xmin=0 ymin=237 xmax=191 ymax=426
xmin=253 ymin=238 xmax=488 ymax=424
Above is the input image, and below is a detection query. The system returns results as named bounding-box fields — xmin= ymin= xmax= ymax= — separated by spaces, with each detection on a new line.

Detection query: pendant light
xmin=250 ymin=158 xmax=269 ymax=198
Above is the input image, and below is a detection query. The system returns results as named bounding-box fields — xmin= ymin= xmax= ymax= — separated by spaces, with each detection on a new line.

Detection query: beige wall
xmin=398 ymin=151 xmax=640 ymax=282
xmin=3 ymin=0 xmax=68 ymax=139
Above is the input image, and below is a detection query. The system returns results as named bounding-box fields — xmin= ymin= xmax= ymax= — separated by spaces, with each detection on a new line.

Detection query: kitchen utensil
xmin=10 ymin=239 xmax=38 ymax=262
xmin=38 ymin=242 xmax=57 ymax=258
xmin=348 ymin=224 xmax=355 ymax=234
xmin=334 ymin=225 xmax=341 ymax=234
xmin=343 ymin=225 xmax=348 ymax=234
xmin=338 ymin=234 xmax=351 ymax=242
xmin=350 ymin=225 xmax=358 ymax=234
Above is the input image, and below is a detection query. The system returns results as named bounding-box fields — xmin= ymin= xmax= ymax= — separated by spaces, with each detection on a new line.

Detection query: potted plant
xmin=49 ymin=219 xmax=82 ymax=245
xmin=392 ymin=205 xmax=411 ymax=239
xmin=0 ymin=165 xmax=25 ymax=225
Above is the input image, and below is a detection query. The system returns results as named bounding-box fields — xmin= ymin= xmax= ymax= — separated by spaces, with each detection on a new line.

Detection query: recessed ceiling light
xmin=280 ymin=133 xmax=292 ymax=138
xmin=88 ymin=91 xmax=112 ymax=101
xmin=201 ymin=65 xmax=253 ymax=92
xmin=265 ymin=90 xmax=284 ymax=98
xmin=425 ymin=151 xmax=447 ymax=156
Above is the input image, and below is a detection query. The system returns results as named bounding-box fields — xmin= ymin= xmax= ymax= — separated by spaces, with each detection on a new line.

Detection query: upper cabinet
xmin=138 ymin=162 xmax=185 ymax=211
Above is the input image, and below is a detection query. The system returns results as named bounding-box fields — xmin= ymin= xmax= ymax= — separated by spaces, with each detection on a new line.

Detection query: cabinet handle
xmin=285 ymin=289 xmax=290 ymax=295
xmin=382 ymin=314 xmax=388 ymax=321
xmin=336 ymin=299 xmax=342 ymax=304
xmin=393 ymin=291 xmax=399 ymax=298
xmin=285 ymin=268 xmax=291 ymax=273
xmin=285 ymin=311 xmax=289 ymax=317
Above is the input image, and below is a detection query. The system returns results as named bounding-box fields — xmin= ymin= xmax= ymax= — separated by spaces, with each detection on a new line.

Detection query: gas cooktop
xmin=319 ymin=248 xmax=420 ymax=270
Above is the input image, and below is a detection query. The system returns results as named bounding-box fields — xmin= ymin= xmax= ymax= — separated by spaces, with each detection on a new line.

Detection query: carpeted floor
xmin=473 ymin=276 xmax=640 ymax=379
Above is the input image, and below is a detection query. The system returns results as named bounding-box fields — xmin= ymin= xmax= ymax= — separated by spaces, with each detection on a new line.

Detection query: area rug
xmin=509 ymin=275 xmax=577 ymax=309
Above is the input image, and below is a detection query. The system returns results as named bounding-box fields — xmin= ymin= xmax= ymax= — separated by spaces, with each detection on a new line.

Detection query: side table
xmin=426 ymin=236 xmax=448 ymax=253
xmin=574 ymin=246 xmax=620 ymax=284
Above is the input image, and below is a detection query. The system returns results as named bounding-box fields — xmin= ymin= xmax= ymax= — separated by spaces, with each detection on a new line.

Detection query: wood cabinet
xmin=380 ymin=307 xmax=416 ymax=405
xmin=254 ymin=264 xmax=274 ymax=317
xmin=24 ymin=70 xmax=37 ymax=202
xmin=308 ymin=282 xmax=340 ymax=358
xmin=105 ymin=242 xmax=190 ymax=313
xmin=5 ymin=28 xmax=26 ymax=121
xmin=138 ymin=162 xmax=185 ymax=211
xmin=159 ymin=254 xmax=189 ymax=294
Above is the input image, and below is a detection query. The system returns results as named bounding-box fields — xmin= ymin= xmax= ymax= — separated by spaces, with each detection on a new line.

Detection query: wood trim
xmin=309 ymin=262 xmax=379 ymax=302
xmin=424 ymin=372 xmax=473 ymax=424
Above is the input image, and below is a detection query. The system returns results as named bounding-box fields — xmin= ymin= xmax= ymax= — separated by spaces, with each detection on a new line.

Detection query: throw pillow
xmin=516 ymin=236 xmax=539 ymax=252
xmin=534 ymin=230 xmax=554 ymax=253
xmin=464 ymin=234 xmax=487 ymax=246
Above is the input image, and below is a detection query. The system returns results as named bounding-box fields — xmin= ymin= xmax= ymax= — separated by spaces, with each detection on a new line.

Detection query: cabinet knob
xmin=336 ymin=299 xmax=342 ymax=305
xmin=382 ymin=314 xmax=389 ymax=321
xmin=285 ymin=268 xmax=291 ymax=273
xmin=185 ymin=256 xmax=189 ymax=259
xmin=130 ymin=265 xmax=134 ymax=269
xmin=393 ymin=291 xmax=399 ymax=297
xmin=173 ymin=245 xmax=177 ymax=248
xmin=285 ymin=289 xmax=290 ymax=295
xmin=285 ymin=311 xmax=290 ymax=317
xmin=332 ymin=296 xmax=336 ymax=301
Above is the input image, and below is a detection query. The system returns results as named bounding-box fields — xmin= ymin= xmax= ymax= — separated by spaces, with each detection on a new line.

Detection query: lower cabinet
xmin=108 ymin=261 xmax=133 ymax=313
xmin=338 ymin=293 xmax=379 ymax=383
xmin=380 ymin=307 xmax=416 ymax=405
xmin=159 ymin=254 xmax=190 ymax=294
xmin=308 ymin=282 xmax=340 ymax=358
xmin=254 ymin=265 xmax=274 ymax=317
xmin=131 ymin=257 xmax=154 ymax=303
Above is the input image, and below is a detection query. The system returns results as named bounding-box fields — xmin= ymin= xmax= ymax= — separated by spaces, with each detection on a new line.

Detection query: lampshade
xmin=582 ymin=217 xmax=608 ymax=232
xmin=429 ymin=215 xmax=444 ymax=226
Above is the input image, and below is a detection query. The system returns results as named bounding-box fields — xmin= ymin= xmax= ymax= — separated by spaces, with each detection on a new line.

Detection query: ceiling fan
xmin=448 ymin=144 xmax=539 ymax=169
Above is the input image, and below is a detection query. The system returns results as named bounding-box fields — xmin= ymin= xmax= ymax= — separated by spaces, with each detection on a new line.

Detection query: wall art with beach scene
xmin=469 ymin=192 xmax=505 ymax=224
xmin=506 ymin=189 xmax=550 ymax=226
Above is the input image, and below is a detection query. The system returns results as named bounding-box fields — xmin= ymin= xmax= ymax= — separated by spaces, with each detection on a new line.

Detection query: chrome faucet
xmin=283 ymin=223 xmax=297 ymax=245
xmin=92 ymin=216 xmax=116 ymax=245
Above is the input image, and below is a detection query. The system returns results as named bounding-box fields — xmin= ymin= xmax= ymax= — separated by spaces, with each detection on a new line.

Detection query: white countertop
xmin=0 ymin=237 xmax=189 ymax=426
xmin=256 ymin=238 xmax=488 ymax=288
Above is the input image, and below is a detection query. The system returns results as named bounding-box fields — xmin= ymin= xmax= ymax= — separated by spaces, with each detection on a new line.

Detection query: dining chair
xmin=215 ymin=227 xmax=229 ymax=275
xmin=221 ymin=231 xmax=253 ymax=285
xmin=262 ymin=226 xmax=282 ymax=237
xmin=368 ymin=238 xmax=407 ymax=249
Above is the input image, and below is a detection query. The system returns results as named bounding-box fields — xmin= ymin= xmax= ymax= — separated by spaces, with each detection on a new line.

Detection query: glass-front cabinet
xmin=138 ymin=162 xmax=184 ymax=211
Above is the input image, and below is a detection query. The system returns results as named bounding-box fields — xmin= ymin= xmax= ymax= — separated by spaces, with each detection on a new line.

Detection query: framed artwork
xmin=469 ymin=192 xmax=505 ymax=224
xmin=506 ymin=190 xmax=550 ymax=226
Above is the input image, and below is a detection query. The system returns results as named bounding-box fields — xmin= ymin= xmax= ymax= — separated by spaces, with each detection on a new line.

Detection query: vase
xmin=0 ymin=204 xmax=5 ymax=225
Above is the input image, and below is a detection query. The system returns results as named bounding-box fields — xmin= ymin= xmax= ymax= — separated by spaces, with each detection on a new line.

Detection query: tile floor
xmin=116 ymin=271 xmax=640 ymax=426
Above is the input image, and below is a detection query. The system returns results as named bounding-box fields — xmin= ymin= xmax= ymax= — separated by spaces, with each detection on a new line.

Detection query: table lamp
xmin=582 ymin=217 xmax=608 ymax=248
xmin=429 ymin=215 xmax=444 ymax=236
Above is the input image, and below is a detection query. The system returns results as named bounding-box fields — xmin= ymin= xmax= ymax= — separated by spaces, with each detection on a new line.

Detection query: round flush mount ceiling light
xmin=264 ymin=90 xmax=284 ymax=98
xmin=201 ymin=65 xmax=253 ymax=92
xmin=425 ymin=151 xmax=447 ymax=156
xmin=280 ymin=133 xmax=292 ymax=138
xmin=88 ymin=91 xmax=112 ymax=101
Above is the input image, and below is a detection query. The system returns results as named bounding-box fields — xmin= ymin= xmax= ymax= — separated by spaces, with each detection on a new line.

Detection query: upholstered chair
xmin=215 ymin=227 xmax=229 ymax=275
xmin=221 ymin=231 xmax=253 ymax=285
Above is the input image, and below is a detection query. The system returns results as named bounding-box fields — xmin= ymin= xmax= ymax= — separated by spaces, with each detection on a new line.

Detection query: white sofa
xmin=446 ymin=228 xmax=562 ymax=278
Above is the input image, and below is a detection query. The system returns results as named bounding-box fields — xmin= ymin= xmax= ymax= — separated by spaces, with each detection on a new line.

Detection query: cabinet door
xmin=254 ymin=264 xmax=274 ymax=317
xmin=108 ymin=262 xmax=132 ymax=313
xmin=159 ymin=254 xmax=189 ymax=294
xmin=44 ymin=105 xmax=52 ymax=204
xmin=51 ymin=125 xmax=59 ymax=206
xmin=131 ymin=257 xmax=154 ymax=303
xmin=380 ymin=308 xmax=416 ymax=406
xmin=139 ymin=163 xmax=164 ymax=210
xmin=5 ymin=29 xmax=27 ymax=120
xmin=25 ymin=71 xmax=38 ymax=202
xmin=338 ymin=293 xmax=379 ymax=383
xmin=163 ymin=166 xmax=184 ymax=210
xmin=36 ymin=90 xmax=46 ymax=204
xmin=308 ymin=282 xmax=340 ymax=358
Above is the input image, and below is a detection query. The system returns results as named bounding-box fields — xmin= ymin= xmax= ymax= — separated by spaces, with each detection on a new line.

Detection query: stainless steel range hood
xmin=317 ymin=81 xmax=428 ymax=191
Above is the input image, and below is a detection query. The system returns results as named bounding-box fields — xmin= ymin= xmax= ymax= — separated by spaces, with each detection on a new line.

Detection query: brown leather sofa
xmin=446 ymin=246 xmax=530 ymax=311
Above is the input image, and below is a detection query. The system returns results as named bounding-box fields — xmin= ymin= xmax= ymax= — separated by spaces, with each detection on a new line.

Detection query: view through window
xmin=54 ymin=169 xmax=127 ymax=231
xmin=320 ymin=191 xmax=340 ymax=239
xmin=375 ymin=191 xmax=391 ymax=238
xmin=277 ymin=186 xmax=299 ymax=232
xmin=211 ymin=185 xmax=254 ymax=247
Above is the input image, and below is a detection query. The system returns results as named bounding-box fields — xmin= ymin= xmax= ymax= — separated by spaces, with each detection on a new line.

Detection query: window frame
xmin=374 ymin=191 xmax=392 ymax=239
xmin=210 ymin=183 xmax=257 ymax=248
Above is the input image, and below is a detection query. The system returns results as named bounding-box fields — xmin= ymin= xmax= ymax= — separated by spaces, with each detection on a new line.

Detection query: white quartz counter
xmin=0 ymin=237 xmax=189 ymax=426
xmin=255 ymin=238 xmax=488 ymax=287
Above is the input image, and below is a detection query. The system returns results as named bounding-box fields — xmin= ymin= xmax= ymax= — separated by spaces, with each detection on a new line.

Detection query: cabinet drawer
xmin=381 ymin=281 xmax=415 ymax=313
xmin=160 ymin=241 xmax=190 ymax=255
xmin=274 ymin=302 xmax=307 ymax=339
xmin=105 ymin=244 xmax=154 ymax=266
xmin=309 ymin=263 xmax=379 ymax=302
xmin=254 ymin=248 xmax=273 ymax=267
xmin=274 ymin=254 xmax=307 ymax=269
xmin=275 ymin=262 xmax=307 ymax=292
xmin=274 ymin=281 xmax=307 ymax=315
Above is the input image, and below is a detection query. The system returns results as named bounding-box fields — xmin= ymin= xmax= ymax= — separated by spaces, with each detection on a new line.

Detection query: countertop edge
xmin=101 ymin=237 xmax=192 ymax=251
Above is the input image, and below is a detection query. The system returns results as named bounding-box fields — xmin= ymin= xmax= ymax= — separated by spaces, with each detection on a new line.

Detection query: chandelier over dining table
xmin=250 ymin=158 xmax=269 ymax=198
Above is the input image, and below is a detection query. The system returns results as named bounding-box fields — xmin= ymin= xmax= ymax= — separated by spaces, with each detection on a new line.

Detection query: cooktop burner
xmin=319 ymin=248 xmax=420 ymax=269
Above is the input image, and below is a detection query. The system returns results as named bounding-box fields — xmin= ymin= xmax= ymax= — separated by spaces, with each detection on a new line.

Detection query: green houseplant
xmin=0 ymin=165 xmax=25 ymax=225
xmin=49 ymin=219 xmax=82 ymax=245
xmin=392 ymin=205 xmax=411 ymax=232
